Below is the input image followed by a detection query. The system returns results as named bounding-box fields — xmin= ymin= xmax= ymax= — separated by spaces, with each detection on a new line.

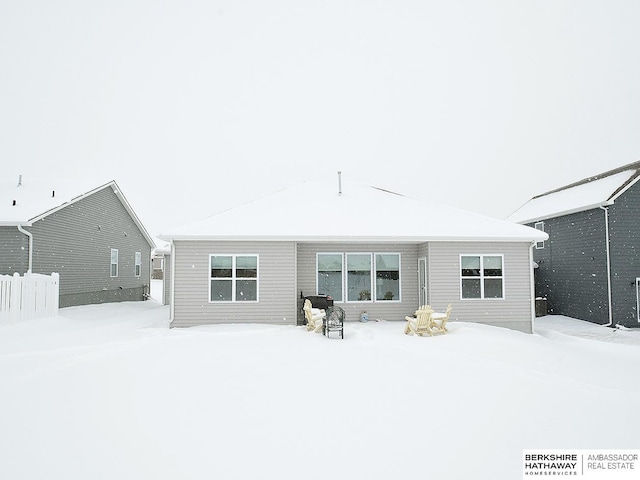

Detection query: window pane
xmin=111 ymin=264 xmax=118 ymax=277
xmin=318 ymin=272 xmax=343 ymax=301
xmin=211 ymin=279 xmax=232 ymax=301
xmin=461 ymin=256 xmax=480 ymax=276
xmin=236 ymin=279 xmax=257 ymax=301
xmin=484 ymin=278 xmax=503 ymax=298
xmin=376 ymin=254 xmax=399 ymax=301
xmin=347 ymin=254 xmax=371 ymax=301
xmin=211 ymin=256 xmax=232 ymax=278
xmin=318 ymin=254 xmax=342 ymax=271
xmin=483 ymin=256 xmax=503 ymax=277
xmin=462 ymin=278 xmax=481 ymax=298
xmin=318 ymin=254 xmax=342 ymax=301
xmin=236 ymin=256 xmax=257 ymax=278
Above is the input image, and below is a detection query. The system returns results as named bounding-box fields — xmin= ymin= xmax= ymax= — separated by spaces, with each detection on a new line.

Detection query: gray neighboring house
xmin=507 ymin=160 xmax=640 ymax=328
xmin=160 ymin=178 xmax=547 ymax=333
xmin=0 ymin=176 xmax=155 ymax=307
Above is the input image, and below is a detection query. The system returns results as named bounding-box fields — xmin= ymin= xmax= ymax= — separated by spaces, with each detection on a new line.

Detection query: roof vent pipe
xmin=52 ymin=190 xmax=55 ymax=198
xmin=17 ymin=175 xmax=22 ymax=187
xmin=338 ymin=171 xmax=342 ymax=196
xmin=13 ymin=200 xmax=16 ymax=206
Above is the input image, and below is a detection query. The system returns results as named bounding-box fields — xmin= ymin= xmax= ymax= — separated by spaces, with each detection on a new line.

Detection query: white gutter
xmin=599 ymin=205 xmax=613 ymax=326
xmin=16 ymin=225 xmax=33 ymax=273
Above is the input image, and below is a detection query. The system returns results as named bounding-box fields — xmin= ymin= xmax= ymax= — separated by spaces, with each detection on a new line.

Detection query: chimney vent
xmin=338 ymin=171 xmax=342 ymax=196
xmin=17 ymin=175 xmax=22 ymax=187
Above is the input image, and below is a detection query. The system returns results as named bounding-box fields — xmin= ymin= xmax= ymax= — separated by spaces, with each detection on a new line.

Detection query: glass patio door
xmin=418 ymin=258 xmax=427 ymax=306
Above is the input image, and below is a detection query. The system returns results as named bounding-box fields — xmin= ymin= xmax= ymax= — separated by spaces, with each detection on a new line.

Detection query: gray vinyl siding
xmin=529 ymin=210 xmax=610 ymax=324
xmin=527 ymin=179 xmax=640 ymax=327
xmin=608 ymin=179 xmax=640 ymax=326
xmin=171 ymin=240 xmax=297 ymax=327
xmin=296 ymin=243 xmax=419 ymax=322
xmin=0 ymin=227 xmax=28 ymax=274
xmin=163 ymin=251 xmax=172 ymax=306
xmin=170 ymin=240 xmax=536 ymax=333
xmin=533 ymin=209 xmax=609 ymax=324
xmin=427 ymin=242 xmax=534 ymax=333
xmin=25 ymin=186 xmax=151 ymax=307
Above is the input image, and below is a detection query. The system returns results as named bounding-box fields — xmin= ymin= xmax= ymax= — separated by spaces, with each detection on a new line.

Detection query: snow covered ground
xmin=1 ymin=281 xmax=639 ymax=480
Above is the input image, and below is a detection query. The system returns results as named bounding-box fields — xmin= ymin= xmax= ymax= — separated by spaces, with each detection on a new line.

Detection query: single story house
xmin=0 ymin=176 xmax=155 ymax=307
xmin=507 ymin=160 xmax=640 ymax=328
xmin=160 ymin=177 xmax=547 ymax=333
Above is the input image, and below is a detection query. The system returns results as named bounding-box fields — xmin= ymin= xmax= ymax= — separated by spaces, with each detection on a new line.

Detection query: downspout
xmin=529 ymin=242 xmax=536 ymax=334
xmin=169 ymin=240 xmax=175 ymax=323
xmin=17 ymin=225 xmax=33 ymax=273
xmin=599 ymin=205 xmax=613 ymax=327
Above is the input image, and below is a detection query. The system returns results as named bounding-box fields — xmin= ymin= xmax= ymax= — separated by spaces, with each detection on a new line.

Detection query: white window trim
xmin=534 ymin=222 xmax=545 ymax=249
xmin=134 ymin=252 xmax=142 ymax=277
xmin=460 ymin=254 xmax=505 ymax=300
xmin=316 ymin=252 xmax=402 ymax=303
xmin=374 ymin=253 xmax=402 ymax=303
xmin=208 ymin=254 xmax=259 ymax=303
xmin=110 ymin=248 xmax=119 ymax=278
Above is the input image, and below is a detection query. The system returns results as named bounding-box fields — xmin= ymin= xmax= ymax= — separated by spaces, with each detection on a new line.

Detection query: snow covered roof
xmin=507 ymin=161 xmax=640 ymax=224
xmin=160 ymin=179 xmax=546 ymax=243
xmin=0 ymin=176 xmax=155 ymax=248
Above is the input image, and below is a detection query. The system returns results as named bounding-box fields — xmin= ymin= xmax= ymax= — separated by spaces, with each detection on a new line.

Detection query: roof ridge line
xmin=533 ymin=160 xmax=640 ymax=199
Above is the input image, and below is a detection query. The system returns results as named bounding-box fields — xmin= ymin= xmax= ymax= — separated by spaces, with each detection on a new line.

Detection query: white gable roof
xmin=160 ymin=180 xmax=546 ymax=243
xmin=507 ymin=161 xmax=640 ymax=224
xmin=0 ymin=176 xmax=155 ymax=248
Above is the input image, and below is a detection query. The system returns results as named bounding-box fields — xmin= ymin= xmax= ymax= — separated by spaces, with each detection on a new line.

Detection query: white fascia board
xmin=27 ymin=180 xmax=156 ymax=250
xmin=0 ymin=221 xmax=32 ymax=226
xmin=110 ymin=182 xmax=156 ymax=249
xmin=161 ymin=234 xmax=545 ymax=243
xmin=608 ymin=174 xmax=640 ymax=203
xmin=514 ymin=201 xmax=614 ymax=225
xmin=27 ymin=181 xmax=116 ymax=224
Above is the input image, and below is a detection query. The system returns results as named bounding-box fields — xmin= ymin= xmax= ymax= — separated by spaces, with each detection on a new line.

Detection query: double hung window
xmin=210 ymin=255 xmax=258 ymax=302
xmin=534 ymin=222 xmax=545 ymax=249
xmin=317 ymin=254 xmax=343 ymax=302
xmin=460 ymin=255 xmax=504 ymax=299
xmin=317 ymin=252 xmax=401 ymax=302
xmin=135 ymin=252 xmax=142 ymax=277
xmin=110 ymin=249 xmax=119 ymax=277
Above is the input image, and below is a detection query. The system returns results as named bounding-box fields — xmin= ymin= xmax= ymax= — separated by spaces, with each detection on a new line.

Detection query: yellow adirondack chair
xmin=431 ymin=304 xmax=452 ymax=334
xmin=404 ymin=305 xmax=435 ymax=336
xmin=303 ymin=299 xmax=325 ymax=333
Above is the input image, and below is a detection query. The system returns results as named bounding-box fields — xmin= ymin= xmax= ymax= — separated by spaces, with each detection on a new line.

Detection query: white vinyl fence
xmin=0 ymin=272 xmax=59 ymax=323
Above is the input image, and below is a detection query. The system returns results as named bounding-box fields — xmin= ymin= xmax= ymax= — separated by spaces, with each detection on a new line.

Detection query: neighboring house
xmin=159 ymin=178 xmax=547 ymax=333
xmin=507 ymin=160 xmax=640 ymax=328
xmin=152 ymin=238 xmax=170 ymax=280
xmin=0 ymin=176 xmax=155 ymax=307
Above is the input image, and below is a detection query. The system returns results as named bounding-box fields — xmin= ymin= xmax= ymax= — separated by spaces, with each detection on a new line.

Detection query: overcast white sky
xmin=2 ymin=1 xmax=640 ymax=236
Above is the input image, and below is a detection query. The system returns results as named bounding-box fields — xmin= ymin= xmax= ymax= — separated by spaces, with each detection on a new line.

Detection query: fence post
xmin=11 ymin=272 xmax=21 ymax=323
xmin=49 ymin=273 xmax=60 ymax=315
